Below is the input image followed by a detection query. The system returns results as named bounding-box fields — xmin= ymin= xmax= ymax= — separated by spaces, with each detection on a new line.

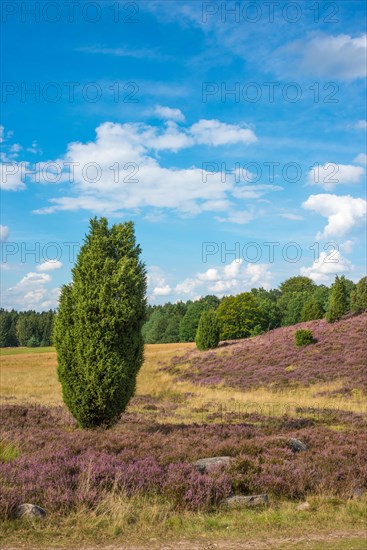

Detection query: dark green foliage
xmin=162 ymin=314 xmax=182 ymax=343
xmin=351 ymin=276 xmax=367 ymax=313
xmin=0 ymin=310 xmax=18 ymax=347
xmin=142 ymin=309 xmax=168 ymax=344
xmin=312 ymin=285 xmax=330 ymax=313
xmin=195 ymin=309 xmax=220 ymax=351
xmin=142 ymin=302 xmax=187 ymax=344
xmin=217 ymin=292 xmax=261 ymax=340
xmin=54 ymin=218 xmax=147 ymax=429
xmin=326 ymin=275 xmax=349 ymax=323
xmin=250 ymin=288 xmax=282 ymax=331
xmin=301 ymin=295 xmax=324 ymax=322
xmin=295 ymin=329 xmax=315 ymax=346
xmin=179 ymin=295 xmax=220 ymax=342
xmin=27 ymin=335 xmax=40 ymax=347
xmin=343 ymin=278 xmax=356 ymax=308
xmin=16 ymin=314 xmax=35 ymax=346
xmin=280 ymin=291 xmax=311 ymax=326
xmin=279 ymin=276 xmax=315 ymax=295
xmin=0 ymin=310 xmax=55 ymax=347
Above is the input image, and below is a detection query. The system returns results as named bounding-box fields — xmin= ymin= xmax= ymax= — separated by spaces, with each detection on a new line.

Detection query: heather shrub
xmin=1 ymin=404 xmax=366 ymax=519
xmin=171 ymin=314 xmax=367 ymax=395
xmin=54 ymin=218 xmax=147 ymax=429
xmin=195 ymin=309 xmax=220 ymax=351
xmin=295 ymin=329 xmax=315 ymax=346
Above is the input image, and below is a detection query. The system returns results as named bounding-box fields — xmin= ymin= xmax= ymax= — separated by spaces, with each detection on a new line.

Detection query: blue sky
xmin=1 ymin=0 xmax=366 ymax=310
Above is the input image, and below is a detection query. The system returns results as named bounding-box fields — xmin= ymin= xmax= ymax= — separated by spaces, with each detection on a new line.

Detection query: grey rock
xmin=14 ymin=503 xmax=47 ymax=519
xmin=288 ymin=438 xmax=308 ymax=453
xmin=223 ymin=494 xmax=269 ymax=508
xmin=296 ymin=502 xmax=310 ymax=511
xmin=193 ymin=456 xmax=232 ymax=473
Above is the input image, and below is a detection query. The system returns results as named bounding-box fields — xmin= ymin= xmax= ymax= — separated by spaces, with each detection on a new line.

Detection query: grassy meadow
xmin=1 ymin=319 xmax=367 ymax=549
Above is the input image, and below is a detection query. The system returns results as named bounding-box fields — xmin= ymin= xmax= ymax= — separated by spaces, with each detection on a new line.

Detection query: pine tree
xmin=0 ymin=311 xmax=12 ymax=347
xmin=54 ymin=218 xmax=146 ymax=429
xmin=195 ymin=309 xmax=220 ymax=351
xmin=326 ymin=275 xmax=349 ymax=323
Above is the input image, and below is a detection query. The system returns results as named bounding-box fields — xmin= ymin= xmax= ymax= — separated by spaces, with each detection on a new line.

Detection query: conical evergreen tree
xmin=350 ymin=276 xmax=367 ymax=313
xmin=195 ymin=309 xmax=220 ymax=351
xmin=326 ymin=275 xmax=349 ymax=323
xmin=54 ymin=218 xmax=146 ymax=429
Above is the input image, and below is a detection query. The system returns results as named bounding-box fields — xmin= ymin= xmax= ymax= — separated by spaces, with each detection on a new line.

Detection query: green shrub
xmin=54 ymin=218 xmax=146 ymax=429
xmin=195 ymin=309 xmax=220 ymax=351
xmin=295 ymin=329 xmax=315 ymax=347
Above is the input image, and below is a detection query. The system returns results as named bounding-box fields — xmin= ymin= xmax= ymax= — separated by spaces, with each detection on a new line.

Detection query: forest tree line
xmin=0 ymin=310 xmax=55 ymax=347
xmin=0 ymin=275 xmax=366 ymax=348
xmin=143 ymin=275 xmax=367 ymax=344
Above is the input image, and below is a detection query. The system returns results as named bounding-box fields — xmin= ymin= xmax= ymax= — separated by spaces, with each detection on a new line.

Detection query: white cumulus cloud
xmin=273 ymin=33 xmax=367 ymax=80
xmin=174 ymin=259 xmax=272 ymax=298
xmin=32 ymin=119 xmax=263 ymax=218
xmin=190 ymin=119 xmax=257 ymax=146
xmin=154 ymin=105 xmax=185 ymax=122
xmin=36 ymin=260 xmax=63 ymax=272
xmin=307 ymin=163 xmax=365 ymax=191
xmin=0 ymin=162 xmax=26 ymax=191
xmin=302 ymin=194 xmax=367 ymax=239
xmin=300 ymin=249 xmax=354 ymax=283
xmin=354 ymin=153 xmax=367 ymax=166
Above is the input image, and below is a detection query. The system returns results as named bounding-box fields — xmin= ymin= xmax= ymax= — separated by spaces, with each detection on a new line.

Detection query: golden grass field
xmin=1 ymin=344 xmax=366 ymax=549
xmin=1 ymin=343 xmax=365 ymax=419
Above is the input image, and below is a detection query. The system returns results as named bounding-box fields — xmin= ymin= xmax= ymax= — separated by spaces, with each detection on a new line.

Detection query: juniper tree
xmin=195 ymin=309 xmax=220 ymax=351
xmin=326 ymin=275 xmax=349 ymax=323
xmin=54 ymin=218 xmax=146 ymax=429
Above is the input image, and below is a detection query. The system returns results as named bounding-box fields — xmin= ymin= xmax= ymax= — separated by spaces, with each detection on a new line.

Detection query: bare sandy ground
xmin=4 ymin=530 xmax=366 ymax=550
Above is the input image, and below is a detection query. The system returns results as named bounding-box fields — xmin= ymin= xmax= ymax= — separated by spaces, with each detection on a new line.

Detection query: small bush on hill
xmin=295 ymin=329 xmax=315 ymax=347
xmin=195 ymin=309 xmax=220 ymax=351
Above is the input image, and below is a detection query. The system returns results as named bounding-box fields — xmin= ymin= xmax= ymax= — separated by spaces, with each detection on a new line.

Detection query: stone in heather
xmin=193 ymin=456 xmax=232 ymax=473
xmin=296 ymin=502 xmax=310 ymax=511
xmin=224 ymin=494 xmax=269 ymax=508
xmin=14 ymin=503 xmax=47 ymax=519
xmin=288 ymin=438 xmax=308 ymax=452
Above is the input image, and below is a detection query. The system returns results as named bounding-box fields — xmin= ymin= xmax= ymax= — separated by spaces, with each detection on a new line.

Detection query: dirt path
xmin=4 ymin=530 xmax=366 ymax=550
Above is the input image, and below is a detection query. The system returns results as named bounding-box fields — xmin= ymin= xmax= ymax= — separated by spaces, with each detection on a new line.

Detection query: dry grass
xmin=1 ymin=343 xmax=365 ymax=421
xmin=2 ymin=494 xmax=366 ymax=548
